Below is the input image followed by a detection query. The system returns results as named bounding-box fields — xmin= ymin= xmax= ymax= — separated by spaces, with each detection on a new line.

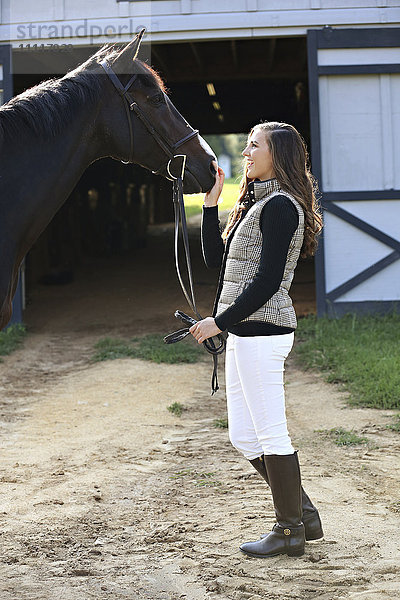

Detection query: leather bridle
xmin=99 ymin=59 xmax=199 ymax=171
xmin=99 ymin=59 xmax=226 ymax=394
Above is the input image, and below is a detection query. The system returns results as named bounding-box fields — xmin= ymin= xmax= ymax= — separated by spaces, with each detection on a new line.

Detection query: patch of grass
xmin=194 ymin=472 xmax=222 ymax=488
xmin=386 ymin=414 xmax=400 ymax=432
xmin=130 ymin=334 xmax=202 ymax=364
xmin=170 ymin=469 xmax=194 ymax=479
xmin=183 ymin=180 xmax=240 ymax=219
xmin=295 ymin=313 xmax=400 ymax=409
xmin=170 ymin=468 xmax=194 ymax=480
xmin=317 ymin=427 xmax=369 ymax=447
xmin=92 ymin=337 xmax=133 ymax=361
xmin=170 ymin=469 xmax=222 ymax=488
xmin=0 ymin=324 xmax=27 ymax=361
xmin=167 ymin=402 xmax=185 ymax=417
xmin=93 ymin=333 xmax=202 ymax=364
xmin=213 ymin=417 xmax=228 ymax=429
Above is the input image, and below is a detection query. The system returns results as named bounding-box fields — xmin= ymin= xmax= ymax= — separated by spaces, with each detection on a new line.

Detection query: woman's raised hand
xmin=204 ymin=161 xmax=225 ymax=207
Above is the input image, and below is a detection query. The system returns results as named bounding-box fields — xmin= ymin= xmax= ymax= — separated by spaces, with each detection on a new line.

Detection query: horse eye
xmin=148 ymin=92 xmax=165 ymax=106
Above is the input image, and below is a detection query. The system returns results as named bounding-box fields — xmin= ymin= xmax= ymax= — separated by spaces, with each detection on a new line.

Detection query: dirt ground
xmin=0 ymin=220 xmax=399 ymax=600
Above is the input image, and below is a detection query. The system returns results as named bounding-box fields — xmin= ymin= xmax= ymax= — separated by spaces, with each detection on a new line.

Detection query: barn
xmin=1 ymin=1 xmax=400 ymax=326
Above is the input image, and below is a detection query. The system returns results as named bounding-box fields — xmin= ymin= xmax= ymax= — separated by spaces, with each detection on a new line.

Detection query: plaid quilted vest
xmin=215 ymin=179 xmax=304 ymax=329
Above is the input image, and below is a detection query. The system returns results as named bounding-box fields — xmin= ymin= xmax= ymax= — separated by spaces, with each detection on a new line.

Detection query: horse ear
xmin=115 ymin=28 xmax=146 ymax=65
xmin=131 ymin=28 xmax=146 ymax=61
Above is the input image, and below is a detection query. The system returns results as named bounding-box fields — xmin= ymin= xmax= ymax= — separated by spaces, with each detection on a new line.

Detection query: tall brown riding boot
xmin=249 ymin=451 xmax=323 ymax=541
xmin=240 ymin=453 xmax=305 ymax=558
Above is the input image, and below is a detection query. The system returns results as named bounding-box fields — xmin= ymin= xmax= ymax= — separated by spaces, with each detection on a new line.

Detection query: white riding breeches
xmin=225 ymin=332 xmax=295 ymax=459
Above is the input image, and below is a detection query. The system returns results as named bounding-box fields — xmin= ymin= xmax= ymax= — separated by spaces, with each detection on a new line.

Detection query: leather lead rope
xmin=164 ymin=156 xmax=226 ymax=395
xmin=98 ymin=60 xmax=225 ymax=392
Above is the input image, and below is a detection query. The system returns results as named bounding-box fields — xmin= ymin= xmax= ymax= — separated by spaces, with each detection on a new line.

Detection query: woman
xmin=189 ymin=121 xmax=323 ymax=558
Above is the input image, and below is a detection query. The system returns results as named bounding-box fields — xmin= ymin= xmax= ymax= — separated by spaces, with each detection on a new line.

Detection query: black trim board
xmin=307 ymin=29 xmax=326 ymax=318
xmin=307 ymin=30 xmax=323 ymax=187
xmin=0 ymin=45 xmax=22 ymax=328
xmin=0 ymin=45 xmax=13 ymax=102
xmin=323 ymin=191 xmax=400 ymax=202
xmin=314 ymin=27 xmax=400 ymax=49
xmin=326 ymin=300 xmax=400 ymax=318
xmin=319 ymin=64 xmax=400 ymax=75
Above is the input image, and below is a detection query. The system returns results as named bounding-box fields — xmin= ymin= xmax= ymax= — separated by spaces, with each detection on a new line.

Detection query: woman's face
xmin=242 ymin=129 xmax=275 ymax=181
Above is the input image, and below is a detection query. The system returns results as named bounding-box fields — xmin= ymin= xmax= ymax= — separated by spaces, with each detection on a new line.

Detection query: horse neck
xmin=4 ymin=101 xmax=103 ymax=257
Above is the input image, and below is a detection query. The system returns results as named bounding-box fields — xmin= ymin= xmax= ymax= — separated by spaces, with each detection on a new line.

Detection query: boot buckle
xmin=283 ymin=528 xmax=291 ymax=536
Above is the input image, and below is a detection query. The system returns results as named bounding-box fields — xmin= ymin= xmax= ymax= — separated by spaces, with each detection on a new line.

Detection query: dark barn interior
xmin=12 ymin=36 xmax=315 ymax=330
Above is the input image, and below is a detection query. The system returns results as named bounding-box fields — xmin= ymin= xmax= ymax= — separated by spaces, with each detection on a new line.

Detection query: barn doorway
xmin=14 ymin=35 xmax=315 ymax=333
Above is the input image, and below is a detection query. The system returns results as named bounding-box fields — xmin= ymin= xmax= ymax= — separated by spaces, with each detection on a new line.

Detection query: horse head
xmin=89 ymin=30 xmax=216 ymax=194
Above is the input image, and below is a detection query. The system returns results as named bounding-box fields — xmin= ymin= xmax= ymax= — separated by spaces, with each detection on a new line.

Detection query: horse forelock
xmin=0 ymin=42 xmax=167 ymax=142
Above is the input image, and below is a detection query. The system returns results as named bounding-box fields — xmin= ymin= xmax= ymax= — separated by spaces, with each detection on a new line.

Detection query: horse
xmin=0 ymin=29 xmax=216 ymax=330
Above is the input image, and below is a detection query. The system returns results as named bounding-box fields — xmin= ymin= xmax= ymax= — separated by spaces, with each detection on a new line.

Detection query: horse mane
xmin=0 ymin=43 xmax=167 ymax=142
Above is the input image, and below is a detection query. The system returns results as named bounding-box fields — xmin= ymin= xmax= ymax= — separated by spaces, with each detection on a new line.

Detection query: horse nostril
xmin=210 ymin=159 xmax=217 ymax=175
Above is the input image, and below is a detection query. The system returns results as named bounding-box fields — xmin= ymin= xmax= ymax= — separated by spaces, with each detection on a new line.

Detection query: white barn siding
xmin=338 ymin=259 xmax=400 ymax=302
xmin=319 ymin=73 xmax=400 ymax=192
xmin=1 ymin=1 xmax=399 ymax=45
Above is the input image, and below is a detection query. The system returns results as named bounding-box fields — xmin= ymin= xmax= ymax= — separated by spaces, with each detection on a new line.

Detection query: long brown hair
xmin=222 ymin=121 xmax=323 ymax=258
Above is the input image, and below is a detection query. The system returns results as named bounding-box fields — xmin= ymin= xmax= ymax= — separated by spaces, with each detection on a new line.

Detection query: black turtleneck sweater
xmin=202 ymin=194 xmax=299 ymax=336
